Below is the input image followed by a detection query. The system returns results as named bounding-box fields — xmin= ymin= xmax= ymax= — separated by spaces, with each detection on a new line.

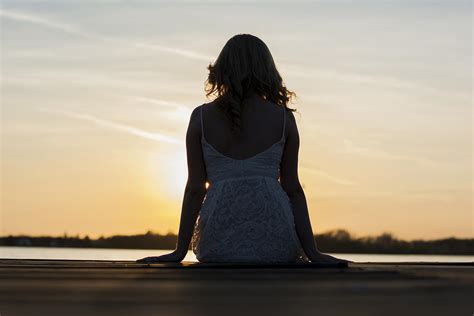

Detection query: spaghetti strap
xmin=281 ymin=107 xmax=286 ymax=140
xmin=200 ymin=104 xmax=204 ymax=137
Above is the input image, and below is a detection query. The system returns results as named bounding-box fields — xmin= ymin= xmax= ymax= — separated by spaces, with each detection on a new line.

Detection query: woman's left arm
xmin=137 ymin=106 xmax=207 ymax=263
xmin=174 ymin=106 xmax=208 ymax=257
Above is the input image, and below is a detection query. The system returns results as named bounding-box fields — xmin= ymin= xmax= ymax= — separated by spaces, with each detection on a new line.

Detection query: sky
xmin=0 ymin=0 xmax=472 ymax=240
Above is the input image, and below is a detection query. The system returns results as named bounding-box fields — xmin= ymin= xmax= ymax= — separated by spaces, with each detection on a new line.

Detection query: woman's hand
xmin=307 ymin=250 xmax=352 ymax=265
xmin=136 ymin=249 xmax=186 ymax=263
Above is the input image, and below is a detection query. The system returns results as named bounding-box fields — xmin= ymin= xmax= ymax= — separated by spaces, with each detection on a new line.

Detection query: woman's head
xmin=205 ymin=34 xmax=296 ymax=134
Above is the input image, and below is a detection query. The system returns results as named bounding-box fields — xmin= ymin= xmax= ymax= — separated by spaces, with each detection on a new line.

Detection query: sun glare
xmin=149 ymin=149 xmax=187 ymax=199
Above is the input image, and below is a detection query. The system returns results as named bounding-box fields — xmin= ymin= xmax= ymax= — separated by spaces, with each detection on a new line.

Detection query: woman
xmin=138 ymin=34 xmax=347 ymax=264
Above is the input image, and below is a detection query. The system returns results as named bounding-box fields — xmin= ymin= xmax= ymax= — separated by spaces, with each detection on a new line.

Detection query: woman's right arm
xmin=280 ymin=110 xmax=346 ymax=264
xmin=280 ymin=110 xmax=320 ymax=258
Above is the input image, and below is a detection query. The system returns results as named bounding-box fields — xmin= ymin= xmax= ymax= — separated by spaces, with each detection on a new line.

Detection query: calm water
xmin=1 ymin=247 xmax=472 ymax=263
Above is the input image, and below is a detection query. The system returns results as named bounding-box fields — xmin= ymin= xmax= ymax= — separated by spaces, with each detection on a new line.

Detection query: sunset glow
xmin=1 ymin=1 xmax=472 ymax=239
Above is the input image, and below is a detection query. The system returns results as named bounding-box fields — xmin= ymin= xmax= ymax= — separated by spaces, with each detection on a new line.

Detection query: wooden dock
xmin=0 ymin=259 xmax=472 ymax=316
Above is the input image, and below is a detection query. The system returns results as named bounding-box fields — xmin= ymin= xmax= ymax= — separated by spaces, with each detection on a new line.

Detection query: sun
xmin=148 ymin=149 xmax=187 ymax=200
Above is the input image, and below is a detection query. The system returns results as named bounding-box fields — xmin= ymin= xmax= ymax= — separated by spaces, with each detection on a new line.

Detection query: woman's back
xmin=200 ymin=94 xmax=287 ymax=161
xmin=192 ymin=96 xmax=308 ymax=263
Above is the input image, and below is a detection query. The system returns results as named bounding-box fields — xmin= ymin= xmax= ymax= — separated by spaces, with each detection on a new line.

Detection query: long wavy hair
xmin=205 ymin=34 xmax=296 ymax=135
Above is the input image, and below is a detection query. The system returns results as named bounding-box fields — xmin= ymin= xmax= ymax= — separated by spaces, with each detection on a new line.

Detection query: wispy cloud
xmin=0 ymin=9 xmax=98 ymax=39
xmin=279 ymin=64 xmax=469 ymax=102
xmin=342 ymin=138 xmax=440 ymax=167
xmin=300 ymin=166 xmax=357 ymax=186
xmin=133 ymin=97 xmax=192 ymax=114
xmin=130 ymin=43 xmax=212 ymax=61
xmin=37 ymin=107 xmax=182 ymax=144
xmin=0 ymin=9 xmax=213 ymax=62
xmin=4 ymin=9 xmax=460 ymax=102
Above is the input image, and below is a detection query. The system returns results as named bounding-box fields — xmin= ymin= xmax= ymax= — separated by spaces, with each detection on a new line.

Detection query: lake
xmin=1 ymin=247 xmax=472 ymax=263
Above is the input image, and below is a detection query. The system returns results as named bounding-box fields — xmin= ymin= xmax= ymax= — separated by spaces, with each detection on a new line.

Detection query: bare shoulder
xmin=187 ymin=104 xmax=204 ymax=134
xmin=196 ymin=100 xmax=219 ymax=117
xmin=284 ymin=108 xmax=299 ymax=136
xmin=190 ymin=104 xmax=202 ymax=116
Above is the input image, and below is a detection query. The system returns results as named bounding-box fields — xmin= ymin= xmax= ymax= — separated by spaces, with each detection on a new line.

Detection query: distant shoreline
xmin=1 ymin=229 xmax=472 ymax=255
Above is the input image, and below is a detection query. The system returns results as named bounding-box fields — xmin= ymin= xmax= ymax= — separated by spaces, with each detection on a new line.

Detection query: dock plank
xmin=0 ymin=259 xmax=472 ymax=316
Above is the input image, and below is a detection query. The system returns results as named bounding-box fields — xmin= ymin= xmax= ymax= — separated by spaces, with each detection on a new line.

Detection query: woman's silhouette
xmin=138 ymin=34 xmax=346 ymax=264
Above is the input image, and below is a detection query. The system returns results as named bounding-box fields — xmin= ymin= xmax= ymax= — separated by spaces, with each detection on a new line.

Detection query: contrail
xmin=342 ymin=138 xmax=440 ymax=167
xmin=0 ymin=9 xmax=213 ymax=62
xmin=133 ymin=97 xmax=192 ymax=114
xmin=279 ymin=64 xmax=469 ymax=102
xmin=0 ymin=9 xmax=99 ymax=39
xmin=131 ymin=43 xmax=212 ymax=62
xmin=37 ymin=107 xmax=182 ymax=145
xmin=299 ymin=166 xmax=357 ymax=186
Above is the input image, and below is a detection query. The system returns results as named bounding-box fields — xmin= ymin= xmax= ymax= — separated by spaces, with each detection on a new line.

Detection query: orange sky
xmin=1 ymin=1 xmax=472 ymax=240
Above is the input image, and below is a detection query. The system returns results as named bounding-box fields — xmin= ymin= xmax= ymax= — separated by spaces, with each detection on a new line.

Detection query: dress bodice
xmin=200 ymin=104 xmax=286 ymax=184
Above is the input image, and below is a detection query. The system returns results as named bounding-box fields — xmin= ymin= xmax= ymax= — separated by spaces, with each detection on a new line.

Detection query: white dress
xmin=191 ymin=105 xmax=309 ymax=263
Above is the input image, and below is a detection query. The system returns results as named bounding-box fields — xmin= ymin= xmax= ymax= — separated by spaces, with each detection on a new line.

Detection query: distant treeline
xmin=1 ymin=229 xmax=473 ymax=255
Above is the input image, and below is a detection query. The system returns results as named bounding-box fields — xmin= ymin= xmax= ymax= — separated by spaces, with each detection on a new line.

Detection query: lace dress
xmin=191 ymin=105 xmax=309 ymax=263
